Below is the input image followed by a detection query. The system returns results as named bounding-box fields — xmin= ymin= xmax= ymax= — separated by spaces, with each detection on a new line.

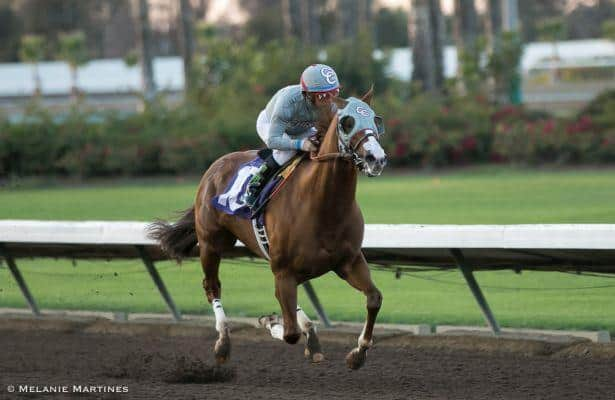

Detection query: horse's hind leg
xmin=297 ymin=305 xmax=324 ymax=363
xmin=337 ymin=253 xmax=382 ymax=370
xmin=200 ymin=239 xmax=231 ymax=364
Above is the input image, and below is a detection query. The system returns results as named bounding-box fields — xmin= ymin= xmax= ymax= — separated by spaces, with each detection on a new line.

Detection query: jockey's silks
xmin=263 ymin=85 xmax=331 ymax=150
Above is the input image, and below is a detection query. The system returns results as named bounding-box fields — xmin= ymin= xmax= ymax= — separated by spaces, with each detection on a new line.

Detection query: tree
xmin=409 ymin=0 xmax=443 ymax=93
xmin=485 ymin=0 xmax=502 ymax=54
xmin=242 ymin=0 xmax=285 ymax=45
xmin=0 ymin=5 xmax=22 ymax=62
xmin=337 ymin=0 xmax=360 ymax=42
xmin=299 ymin=0 xmax=321 ymax=46
xmin=179 ymin=0 xmax=195 ymax=91
xmin=429 ymin=0 xmax=444 ymax=91
xmin=137 ymin=0 xmax=156 ymax=102
xmin=517 ymin=0 xmax=565 ymax=42
xmin=601 ymin=19 xmax=615 ymax=41
xmin=57 ymin=31 xmax=88 ymax=99
xmin=326 ymin=30 xmax=388 ymax=96
xmin=283 ymin=0 xmax=322 ymax=46
xmin=485 ymin=0 xmax=502 ymax=101
xmin=19 ymin=34 xmax=45 ymax=96
xmin=453 ymin=0 xmax=481 ymax=94
xmin=375 ymin=7 xmax=408 ymax=48
xmin=565 ymin=1 xmax=614 ymax=40
xmin=536 ymin=16 xmax=565 ymax=60
xmin=281 ymin=0 xmax=292 ymax=40
xmin=487 ymin=31 xmax=522 ymax=104
xmin=300 ymin=0 xmax=311 ymax=45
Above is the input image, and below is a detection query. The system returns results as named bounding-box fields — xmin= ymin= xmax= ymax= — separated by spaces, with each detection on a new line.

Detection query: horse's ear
xmin=361 ymin=85 xmax=375 ymax=105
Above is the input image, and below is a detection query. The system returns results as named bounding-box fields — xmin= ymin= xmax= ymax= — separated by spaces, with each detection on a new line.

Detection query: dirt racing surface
xmin=1 ymin=317 xmax=615 ymax=400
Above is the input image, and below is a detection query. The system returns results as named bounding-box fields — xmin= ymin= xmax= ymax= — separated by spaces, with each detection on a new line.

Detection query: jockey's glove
xmin=300 ymin=139 xmax=318 ymax=153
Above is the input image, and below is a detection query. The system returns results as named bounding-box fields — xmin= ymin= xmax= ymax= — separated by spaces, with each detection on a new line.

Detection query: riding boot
xmin=244 ymin=155 xmax=280 ymax=207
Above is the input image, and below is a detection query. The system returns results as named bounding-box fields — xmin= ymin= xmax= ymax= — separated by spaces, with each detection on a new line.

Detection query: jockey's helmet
xmin=300 ymin=64 xmax=339 ymax=94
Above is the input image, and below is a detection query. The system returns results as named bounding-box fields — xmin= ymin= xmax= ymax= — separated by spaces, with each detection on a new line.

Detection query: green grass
xmin=1 ymin=259 xmax=613 ymax=332
xmin=3 ymin=167 xmax=615 ymax=223
xmin=1 ymin=167 xmax=615 ymax=332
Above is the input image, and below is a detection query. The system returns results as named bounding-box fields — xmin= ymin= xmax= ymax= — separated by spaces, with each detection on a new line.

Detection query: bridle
xmin=309 ymin=125 xmax=376 ymax=172
xmin=309 ymin=97 xmax=384 ymax=174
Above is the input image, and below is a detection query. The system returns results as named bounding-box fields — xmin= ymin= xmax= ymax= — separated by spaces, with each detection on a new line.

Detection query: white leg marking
xmin=296 ymin=306 xmax=314 ymax=333
xmin=212 ymin=298 xmax=228 ymax=334
xmin=270 ymin=324 xmax=285 ymax=340
xmin=357 ymin=323 xmax=372 ymax=348
xmin=261 ymin=315 xmax=285 ymax=341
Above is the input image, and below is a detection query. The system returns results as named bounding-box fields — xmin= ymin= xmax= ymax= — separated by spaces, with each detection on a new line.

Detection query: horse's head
xmin=332 ymin=91 xmax=387 ymax=177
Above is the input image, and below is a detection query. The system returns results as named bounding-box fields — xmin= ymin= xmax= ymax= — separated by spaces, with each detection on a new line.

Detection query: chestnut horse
xmin=149 ymin=90 xmax=387 ymax=369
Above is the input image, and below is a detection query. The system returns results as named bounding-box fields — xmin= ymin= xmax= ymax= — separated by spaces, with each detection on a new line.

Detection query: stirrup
xmin=244 ymin=187 xmax=261 ymax=207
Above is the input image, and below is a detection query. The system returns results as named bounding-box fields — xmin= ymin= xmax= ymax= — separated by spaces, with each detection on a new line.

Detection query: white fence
xmin=2 ymin=220 xmax=615 ymax=333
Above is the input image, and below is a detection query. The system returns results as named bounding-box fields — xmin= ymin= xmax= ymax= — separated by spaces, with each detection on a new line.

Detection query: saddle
xmin=211 ymin=150 xmax=305 ymax=221
xmin=250 ymin=150 xmax=305 ymax=219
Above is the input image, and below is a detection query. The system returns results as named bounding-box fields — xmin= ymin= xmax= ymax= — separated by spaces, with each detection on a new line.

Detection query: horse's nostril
xmin=365 ymin=154 xmax=376 ymax=163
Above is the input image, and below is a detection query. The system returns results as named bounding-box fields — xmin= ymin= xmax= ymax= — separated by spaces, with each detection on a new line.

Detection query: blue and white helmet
xmin=300 ymin=64 xmax=339 ymax=93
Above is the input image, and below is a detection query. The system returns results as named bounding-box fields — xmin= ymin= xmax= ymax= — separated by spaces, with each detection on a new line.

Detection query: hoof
xmin=345 ymin=346 xmax=368 ymax=370
xmin=214 ymin=331 xmax=231 ymax=365
xmin=304 ymin=346 xmax=325 ymax=363
xmin=304 ymin=327 xmax=324 ymax=363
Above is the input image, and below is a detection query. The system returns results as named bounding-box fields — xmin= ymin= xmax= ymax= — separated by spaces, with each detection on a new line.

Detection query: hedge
xmin=1 ymin=90 xmax=614 ymax=178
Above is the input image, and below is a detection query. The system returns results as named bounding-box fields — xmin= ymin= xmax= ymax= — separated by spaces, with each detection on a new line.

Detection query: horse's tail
xmin=147 ymin=206 xmax=197 ymax=262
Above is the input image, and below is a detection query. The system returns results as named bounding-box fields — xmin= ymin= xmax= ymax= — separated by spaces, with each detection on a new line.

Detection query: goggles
xmin=313 ymin=88 xmax=340 ymax=101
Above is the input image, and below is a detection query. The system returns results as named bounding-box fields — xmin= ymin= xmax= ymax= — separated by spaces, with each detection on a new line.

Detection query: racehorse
xmin=149 ymin=89 xmax=387 ymax=370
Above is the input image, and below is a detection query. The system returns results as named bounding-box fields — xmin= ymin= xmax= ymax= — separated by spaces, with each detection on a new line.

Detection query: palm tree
xmin=57 ymin=31 xmax=88 ymax=99
xmin=19 ymin=34 xmax=45 ymax=97
xmin=281 ymin=0 xmax=293 ymax=40
xmin=485 ymin=0 xmax=502 ymax=54
xmin=429 ymin=0 xmax=444 ymax=91
xmin=179 ymin=0 xmax=195 ymax=92
xmin=409 ymin=0 xmax=443 ymax=93
xmin=337 ymin=0 xmax=358 ymax=42
xmin=453 ymin=0 xmax=480 ymax=94
xmin=137 ymin=0 xmax=156 ymax=102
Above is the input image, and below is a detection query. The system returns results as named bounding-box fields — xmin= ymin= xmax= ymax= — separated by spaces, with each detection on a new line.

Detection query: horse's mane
xmin=314 ymin=97 xmax=348 ymax=142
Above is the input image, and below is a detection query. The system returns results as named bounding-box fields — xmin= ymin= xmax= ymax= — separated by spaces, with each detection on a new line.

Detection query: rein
xmin=309 ymin=151 xmax=350 ymax=162
xmin=309 ymin=128 xmax=375 ymax=164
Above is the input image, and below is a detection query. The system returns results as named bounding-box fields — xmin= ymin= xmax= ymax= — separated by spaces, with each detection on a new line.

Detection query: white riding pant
xmin=256 ymin=110 xmax=299 ymax=166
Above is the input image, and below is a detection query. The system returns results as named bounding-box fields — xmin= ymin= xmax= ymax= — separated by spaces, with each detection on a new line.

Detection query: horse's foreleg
xmin=274 ymin=273 xmax=301 ymax=344
xmin=200 ymin=242 xmax=230 ymax=364
xmin=296 ymin=305 xmax=324 ymax=363
xmin=339 ymin=254 xmax=382 ymax=370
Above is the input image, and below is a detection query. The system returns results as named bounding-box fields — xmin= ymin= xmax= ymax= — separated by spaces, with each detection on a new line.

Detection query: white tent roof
xmin=386 ymin=39 xmax=615 ymax=81
xmin=0 ymin=57 xmax=183 ymax=97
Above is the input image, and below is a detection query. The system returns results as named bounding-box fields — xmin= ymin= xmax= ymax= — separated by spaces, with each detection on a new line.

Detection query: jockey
xmin=244 ymin=63 xmax=340 ymax=207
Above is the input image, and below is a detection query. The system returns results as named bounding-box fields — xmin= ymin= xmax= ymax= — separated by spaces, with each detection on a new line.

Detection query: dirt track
xmin=1 ymin=317 xmax=615 ymax=400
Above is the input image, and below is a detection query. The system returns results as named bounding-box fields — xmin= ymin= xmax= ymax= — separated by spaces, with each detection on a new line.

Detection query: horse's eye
xmin=340 ymin=116 xmax=355 ymax=134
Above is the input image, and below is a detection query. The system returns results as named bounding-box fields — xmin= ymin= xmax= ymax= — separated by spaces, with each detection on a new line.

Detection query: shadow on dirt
xmin=105 ymin=352 xmax=236 ymax=384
